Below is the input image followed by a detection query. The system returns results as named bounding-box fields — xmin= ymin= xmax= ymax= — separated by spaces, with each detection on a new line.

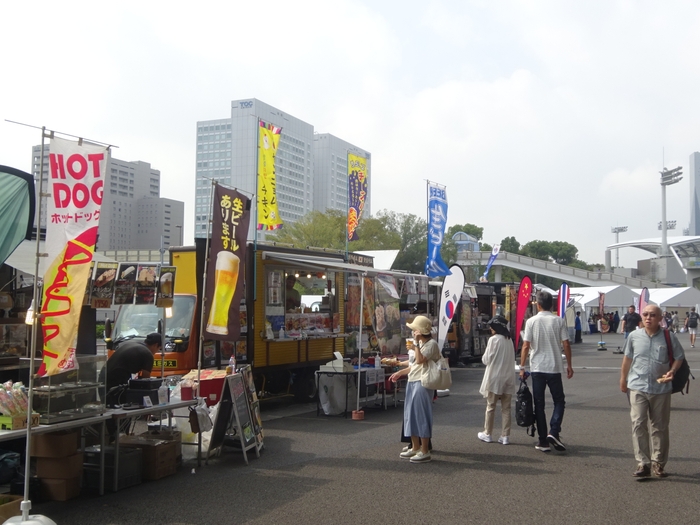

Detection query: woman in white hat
xmin=390 ymin=315 xmax=441 ymax=463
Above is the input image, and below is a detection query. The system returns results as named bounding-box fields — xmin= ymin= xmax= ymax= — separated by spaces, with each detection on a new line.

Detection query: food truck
xmin=104 ymin=240 xmax=436 ymax=399
xmin=442 ymin=282 xmax=521 ymax=365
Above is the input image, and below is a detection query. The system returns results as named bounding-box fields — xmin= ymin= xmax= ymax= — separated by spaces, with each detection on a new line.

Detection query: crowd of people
xmin=392 ymin=292 xmax=689 ymax=479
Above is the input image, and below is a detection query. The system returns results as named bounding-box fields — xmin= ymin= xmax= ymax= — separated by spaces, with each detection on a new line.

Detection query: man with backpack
xmin=519 ymin=291 xmax=573 ymax=453
xmin=620 ymin=305 xmax=685 ymax=478
xmin=685 ymin=306 xmax=699 ymax=348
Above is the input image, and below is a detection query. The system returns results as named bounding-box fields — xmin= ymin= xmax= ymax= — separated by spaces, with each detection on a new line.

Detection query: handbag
xmin=663 ymin=329 xmax=694 ymax=394
xmin=420 ymin=356 xmax=452 ymax=390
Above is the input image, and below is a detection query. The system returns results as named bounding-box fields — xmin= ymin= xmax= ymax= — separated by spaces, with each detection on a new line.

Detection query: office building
xmin=690 ymin=152 xmax=700 ymax=236
xmin=195 ymin=98 xmax=370 ymax=238
xmin=31 ymin=146 xmax=184 ymax=251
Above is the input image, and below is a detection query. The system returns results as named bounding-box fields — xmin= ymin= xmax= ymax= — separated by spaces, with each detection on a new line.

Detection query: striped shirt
xmin=523 ymin=311 xmax=569 ymax=373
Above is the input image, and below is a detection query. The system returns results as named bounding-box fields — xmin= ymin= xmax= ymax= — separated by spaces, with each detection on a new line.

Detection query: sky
xmin=1 ymin=0 xmax=699 ymax=269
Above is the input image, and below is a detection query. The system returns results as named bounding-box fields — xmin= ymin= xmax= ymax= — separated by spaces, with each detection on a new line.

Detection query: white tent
xmin=569 ymin=285 xmax=639 ymax=313
xmin=632 ymin=287 xmax=700 ymax=309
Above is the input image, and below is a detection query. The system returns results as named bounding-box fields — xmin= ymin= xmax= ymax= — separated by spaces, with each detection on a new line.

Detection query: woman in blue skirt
xmin=390 ymin=315 xmax=441 ymax=463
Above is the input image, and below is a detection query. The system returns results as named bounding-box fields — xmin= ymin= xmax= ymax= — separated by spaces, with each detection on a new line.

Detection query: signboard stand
xmin=206 ymin=373 xmax=262 ymax=464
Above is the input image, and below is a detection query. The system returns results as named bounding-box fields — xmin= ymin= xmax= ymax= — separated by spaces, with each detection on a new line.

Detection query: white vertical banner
xmin=437 ymin=264 xmax=465 ymax=350
xmin=39 ymin=137 xmax=108 ymax=376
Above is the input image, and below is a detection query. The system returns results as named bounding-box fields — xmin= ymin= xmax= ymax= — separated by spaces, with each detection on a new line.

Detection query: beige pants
xmin=629 ymin=390 xmax=671 ymax=467
xmin=484 ymin=392 xmax=512 ymax=437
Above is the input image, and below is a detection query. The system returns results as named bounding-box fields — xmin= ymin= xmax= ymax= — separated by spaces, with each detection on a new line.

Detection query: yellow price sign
xmin=153 ymin=359 xmax=178 ymax=368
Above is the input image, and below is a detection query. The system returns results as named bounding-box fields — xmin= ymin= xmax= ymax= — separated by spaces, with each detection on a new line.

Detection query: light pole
xmin=660 ymin=167 xmax=683 ymax=256
xmin=611 ymin=226 xmax=628 ymax=267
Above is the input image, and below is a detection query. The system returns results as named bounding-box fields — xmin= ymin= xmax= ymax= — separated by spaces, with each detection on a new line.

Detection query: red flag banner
xmin=514 ymin=276 xmax=532 ymax=352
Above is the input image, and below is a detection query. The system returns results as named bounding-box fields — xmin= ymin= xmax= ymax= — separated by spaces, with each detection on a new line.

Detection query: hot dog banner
xmin=257 ymin=120 xmax=283 ymax=231
xmin=39 ymin=137 xmax=108 ymax=376
xmin=204 ymin=184 xmax=251 ymax=340
xmin=347 ymin=153 xmax=368 ymax=241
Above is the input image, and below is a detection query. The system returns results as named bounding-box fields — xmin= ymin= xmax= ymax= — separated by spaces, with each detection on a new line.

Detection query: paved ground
xmin=35 ymin=331 xmax=700 ymax=525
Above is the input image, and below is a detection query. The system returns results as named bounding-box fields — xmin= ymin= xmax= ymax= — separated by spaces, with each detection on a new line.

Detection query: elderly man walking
xmin=620 ymin=305 xmax=685 ymax=478
xmin=519 ymin=291 xmax=574 ymax=453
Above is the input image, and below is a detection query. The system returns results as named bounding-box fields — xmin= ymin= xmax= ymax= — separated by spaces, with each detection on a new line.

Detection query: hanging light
xmin=294 ymin=272 xmax=299 ymax=278
xmin=165 ymin=307 xmax=173 ymax=318
xmin=307 ymin=273 xmax=311 ymax=279
xmin=25 ymin=299 xmax=35 ymax=325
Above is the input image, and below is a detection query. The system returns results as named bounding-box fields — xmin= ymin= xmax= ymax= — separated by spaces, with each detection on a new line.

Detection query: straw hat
xmin=406 ymin=315 xmax=432 ymax=335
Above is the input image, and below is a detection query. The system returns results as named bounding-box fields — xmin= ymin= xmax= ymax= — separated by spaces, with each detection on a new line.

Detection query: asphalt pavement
xmin=36 ymin=330 xmax=700 ymax=525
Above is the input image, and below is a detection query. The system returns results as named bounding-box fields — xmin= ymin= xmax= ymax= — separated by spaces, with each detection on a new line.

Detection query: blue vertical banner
xmin=481 ymin=244 xmax=500 ymax=281
xmin=425 ymin=181 xmax=451 ymax=277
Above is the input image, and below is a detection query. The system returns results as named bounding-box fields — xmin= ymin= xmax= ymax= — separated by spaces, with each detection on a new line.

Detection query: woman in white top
xmin=478 ymin=315 xmax=516 ymax=445
xmin=390 ymin=315 xmax=441 ymax=463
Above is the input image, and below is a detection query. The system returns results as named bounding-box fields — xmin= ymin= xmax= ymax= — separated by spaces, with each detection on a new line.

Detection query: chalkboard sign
xmin=229 ymin=373 xmax=256 ymax=447
xmin=207 ymin=373 xmax=257 ymax=462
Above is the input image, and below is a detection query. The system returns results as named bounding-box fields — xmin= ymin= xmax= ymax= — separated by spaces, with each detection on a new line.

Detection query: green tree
xmin=500 ymin=236 xmax=520 ymax=254
xmin=549 ymin=241 xmax=579 ymax=265
xmin=380 ymin=211 xmax=427 ymax=273
xmin=266 ymin=210 xmax=346 ymax=249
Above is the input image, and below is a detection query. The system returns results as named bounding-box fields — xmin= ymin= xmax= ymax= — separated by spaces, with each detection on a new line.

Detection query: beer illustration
xmin=206 ymin=251 xmax=240 ymax=335
xmin=160 ymin=272 xmax=173 ymax=297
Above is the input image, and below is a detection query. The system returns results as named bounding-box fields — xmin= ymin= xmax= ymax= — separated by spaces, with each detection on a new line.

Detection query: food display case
xmin=32 ymin=354 xmax=107 ymax=424
xmin=0 ymin=320 xmax=29 ymax=358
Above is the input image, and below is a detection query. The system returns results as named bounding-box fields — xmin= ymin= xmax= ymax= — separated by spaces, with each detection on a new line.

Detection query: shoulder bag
xmin=420 ymin=350 xmax=452 ymax=391
xmin=664 ymin=329 xmax=693 ymax=394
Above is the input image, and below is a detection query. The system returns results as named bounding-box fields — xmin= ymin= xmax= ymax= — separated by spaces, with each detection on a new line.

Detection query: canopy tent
xmin=569 ymin=285 xmax=639 ymax=312
xmin=0 ymin=165 xmax=35 ymax=266
xmin=4 ymin=239 xmax=117 ymax=277
xmin=632 ymin=287 xmax=700 ymax=309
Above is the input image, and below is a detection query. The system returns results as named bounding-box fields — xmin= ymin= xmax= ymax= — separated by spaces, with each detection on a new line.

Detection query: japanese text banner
xmin=347 ymin=153 xmax=368 ymax=241
xmin=204 ymin=184 xmax=251 ymax=341
xmin=40 ymin=137 xmax=107 ymax=376
xmin=425 ymin=182 xmax=451 ymax=278
xmin=257 ymin=120 xmax=282 ymax=231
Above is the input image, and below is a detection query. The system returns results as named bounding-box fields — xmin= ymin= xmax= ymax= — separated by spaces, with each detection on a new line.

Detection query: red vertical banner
xmin=514 ymin=276 xmax=532 ymax=352
xmin=203 ymin=184 xmax=251 ymax=340
xmin=39 ymin=137 xmax=107 ymax=376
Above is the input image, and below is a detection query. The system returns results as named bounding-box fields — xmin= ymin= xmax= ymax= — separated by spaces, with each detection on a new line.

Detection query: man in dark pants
xmin=621 ymin=305 xmax=642 ymax=340
xmin=574 ymin=312 xmax=583 ymax=343
xmin=519 ymin=291 xmax=574 ymax=452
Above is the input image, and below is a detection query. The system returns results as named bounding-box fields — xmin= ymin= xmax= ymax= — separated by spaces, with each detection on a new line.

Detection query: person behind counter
xmin=285 ymin=274 xmax=301 ymax=311
xmin=100 ymin=332 xmax=160 ymax=407
xmin=390 ymin=315 xmax=441 ymax=464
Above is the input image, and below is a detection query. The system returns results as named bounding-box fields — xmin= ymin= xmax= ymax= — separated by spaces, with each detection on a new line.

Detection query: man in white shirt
xmin=519 ymin=291 xmax=574 ymax=453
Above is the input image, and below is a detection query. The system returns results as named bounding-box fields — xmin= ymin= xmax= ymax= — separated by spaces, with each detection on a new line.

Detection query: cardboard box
xmin=41 ymin=476 xmax=81 ymax=501
xmin=0 ymin=413 xmax=40 ymax=431
xmin=0 ymin=495 xmax=22 ymax=522
xmin=36 ymin=453 xmax=83 ymax=480
xmin=30 ymin=430 xmax=79 ymax=458
xmin=140 ymin=429 xmax=182 ymax=463
xmin=120 ymin=436 xmax=177 ymax=480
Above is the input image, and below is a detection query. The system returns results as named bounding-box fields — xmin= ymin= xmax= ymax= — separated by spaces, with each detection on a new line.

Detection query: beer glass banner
xmin=347 ymin=153 xmax=368 ymax=241
xmin=156 ymin=266 xmax=176 ymax=308
xmin=204 ymin=185 xmax=251 ymax=340
xmin=40 ymin=136 xmax=107 ymax=377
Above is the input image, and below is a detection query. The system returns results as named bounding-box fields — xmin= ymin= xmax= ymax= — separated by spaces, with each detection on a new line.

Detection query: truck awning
xmin=260 ymin=251 xmax=429 ymax=281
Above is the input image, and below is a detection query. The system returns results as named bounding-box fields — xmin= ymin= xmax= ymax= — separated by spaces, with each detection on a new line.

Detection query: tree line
xmin=266 ymin=209 xmax=602 ymax=288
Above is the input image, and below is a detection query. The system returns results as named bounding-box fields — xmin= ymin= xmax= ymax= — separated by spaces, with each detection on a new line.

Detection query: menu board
xmin=91 ymin=262 xmax=119 ymax=308
xmin=113 ymin=263 xmax=137 ymax=305
xmin=156 ymin=266 xmax=176 ymax=308
xmin=135 ymin=264 xmax=158 ymax=305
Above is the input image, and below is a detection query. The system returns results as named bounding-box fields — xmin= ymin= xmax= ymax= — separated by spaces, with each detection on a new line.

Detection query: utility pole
xmin=611 ymin=226 xmax=628 ymax=268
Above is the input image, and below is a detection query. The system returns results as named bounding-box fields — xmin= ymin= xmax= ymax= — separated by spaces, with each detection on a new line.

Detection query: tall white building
xmin=31 ymin=146 xmax=184 ymax=251
xmin=690 ymin=152 xmax=700 ymax=236
xmin=195 ymin=98 xmax=370 ymax=238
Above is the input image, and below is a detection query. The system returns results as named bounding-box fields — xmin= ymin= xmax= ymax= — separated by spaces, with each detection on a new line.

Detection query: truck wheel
xmin=292 ymin=373 xmax=317 ymax=401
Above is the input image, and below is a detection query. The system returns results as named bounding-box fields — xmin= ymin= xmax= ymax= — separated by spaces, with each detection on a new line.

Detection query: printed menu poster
xmin=91 ymin=262 xmax=118 ymax=308
xmin=113 ymin=263 xmax=137 ymax=305
xmin=156 ymin=266 xmax=176 ymax=308
xmin=135 ymin=264 xmax=158 ymax=305
xmin=83 ymin=262 xmax=95 ymax=305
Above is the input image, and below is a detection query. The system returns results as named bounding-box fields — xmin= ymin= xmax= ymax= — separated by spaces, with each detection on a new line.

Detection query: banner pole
xmin=345 ymin=149 xmax=349 ymax=260
xmin=198 ymin=181 xmax=216 ymax=388
xmin=253 ymin=120 xmax=260 ymax=302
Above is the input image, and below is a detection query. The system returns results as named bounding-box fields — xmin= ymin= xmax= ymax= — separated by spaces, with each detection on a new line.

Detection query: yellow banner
xmin=257 ymin=120 xmax=283 ymax=230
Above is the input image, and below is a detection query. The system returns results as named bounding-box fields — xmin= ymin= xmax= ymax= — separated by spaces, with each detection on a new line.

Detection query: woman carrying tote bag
xmin=390 ymin=315 xmax=441 ymax=464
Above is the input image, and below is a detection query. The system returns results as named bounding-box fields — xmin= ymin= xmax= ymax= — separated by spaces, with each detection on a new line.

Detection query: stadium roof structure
xmin=608 ymin=236 xmax=700 ymax=258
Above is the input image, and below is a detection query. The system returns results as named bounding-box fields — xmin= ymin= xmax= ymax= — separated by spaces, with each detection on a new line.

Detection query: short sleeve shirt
xmin=523 ymin=311 xmax=568 ymax=374
xmin=624 ymin=328 xmax=684 ymax=394
xmin=622 ymin=312 xmax=642 ymax=333
xmin=407 ymin=339 xmax=441 ymax=383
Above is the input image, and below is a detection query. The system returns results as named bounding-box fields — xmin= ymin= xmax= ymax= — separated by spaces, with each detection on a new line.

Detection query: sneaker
xmin=400 ymin=448 xmax=418 ymax=459
xmin=535 ymin=444 xmax=551 ymax=452
xmin=633 ymin=463 xmax=651 ymax=477
xmin=410 ymin=451 xmax=432 ymax=463
xmin=497 ymin=436 xmax=510 ymax=445
xmin=652 ymin=462 xmax=668 ymax=478
xmin=547 ymin=434 xmax=566 ymax=451
xmin=401 ymin=445 xmax=411 ymax=453
xmin=477 ymin=432 xmax=492 ymax=443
